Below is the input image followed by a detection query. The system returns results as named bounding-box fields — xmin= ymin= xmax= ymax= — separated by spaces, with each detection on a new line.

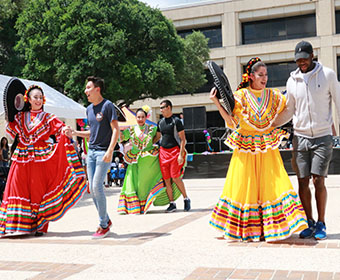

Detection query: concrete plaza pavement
xmin=0 ymin=175 xmax=340 ymax=280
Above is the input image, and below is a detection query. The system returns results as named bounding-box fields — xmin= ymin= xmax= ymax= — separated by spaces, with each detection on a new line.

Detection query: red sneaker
xmin=91 ymin=220 xmax=112 ymax=239
xmin=92 ymin=226 xmax=110 ymax=239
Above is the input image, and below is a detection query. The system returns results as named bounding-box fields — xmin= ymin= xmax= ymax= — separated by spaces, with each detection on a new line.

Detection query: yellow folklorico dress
xmin=209 ymin=87 xmax=307 ymax=242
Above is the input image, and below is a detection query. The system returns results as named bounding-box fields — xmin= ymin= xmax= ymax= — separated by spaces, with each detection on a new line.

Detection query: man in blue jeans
xmin=71 ymin=76 xmax=119 ymax=239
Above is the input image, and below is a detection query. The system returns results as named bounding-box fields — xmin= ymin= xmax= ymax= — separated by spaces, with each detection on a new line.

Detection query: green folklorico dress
xmin=118 ymin=124 xmax=181 ymax=214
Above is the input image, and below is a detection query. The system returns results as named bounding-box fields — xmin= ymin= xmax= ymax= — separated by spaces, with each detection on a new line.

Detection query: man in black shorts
xmin=155 ymin=100 xmax=190 ymax=212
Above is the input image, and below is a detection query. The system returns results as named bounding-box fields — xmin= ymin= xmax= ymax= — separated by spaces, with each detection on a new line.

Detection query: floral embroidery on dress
xmin=227 ymin=88 xmax=287 ymax=154
xmin=123 ymin=125 xmax=158 ymax=164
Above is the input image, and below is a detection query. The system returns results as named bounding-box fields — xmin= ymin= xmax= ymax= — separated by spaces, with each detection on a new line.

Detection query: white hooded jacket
xmin=274 ymin=62 xmax=340 ymax=138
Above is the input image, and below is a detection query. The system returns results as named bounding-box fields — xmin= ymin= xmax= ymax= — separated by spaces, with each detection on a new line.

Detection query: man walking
xmin=71 ymin=76 xmax=119 ymax=239
xmin=155 ymin=100 xmax=190 ymax=212
xmin=274 ymin=41 xmax=340 ymax=240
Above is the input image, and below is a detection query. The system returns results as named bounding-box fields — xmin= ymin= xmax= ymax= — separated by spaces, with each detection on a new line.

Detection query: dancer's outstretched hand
xmin=62 ymin=126 xmax=72 ymax=137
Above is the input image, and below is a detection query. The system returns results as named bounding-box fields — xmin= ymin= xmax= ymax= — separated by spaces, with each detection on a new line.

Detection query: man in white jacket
xmin=274 ymin=41 xmax=340 ymax=240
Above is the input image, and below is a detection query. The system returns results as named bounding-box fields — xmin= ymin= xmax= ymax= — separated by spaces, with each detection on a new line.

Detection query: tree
xmin=177 ymin=31 xmax=209 ymax=93
xmin=0 ymin=0 xmax=25 ymax=75
xmin=15 ymin=0 xmax=209 ymax=105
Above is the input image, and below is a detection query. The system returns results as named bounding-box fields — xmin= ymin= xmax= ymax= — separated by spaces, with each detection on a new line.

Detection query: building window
xmin=242 ymin=14 xmax=316 ymax=45
xmin=174 ymin=66 xmax=223 ymax=95
xmin=336 ymin=11 xmax=340 ymax=34
xmin=266 ymin=62 xmax=297 ymax=87
xmin=337 ymin=56 xmax=340 ymax=81
xmin=194 ymin=68 xmax=217 ymax=93
xmin=177 ymin=25 xmax=222 ymax=48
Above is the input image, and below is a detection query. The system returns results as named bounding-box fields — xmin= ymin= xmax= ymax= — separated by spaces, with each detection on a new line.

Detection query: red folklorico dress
xmin=0 ymin=109 xmax=87 ymax=235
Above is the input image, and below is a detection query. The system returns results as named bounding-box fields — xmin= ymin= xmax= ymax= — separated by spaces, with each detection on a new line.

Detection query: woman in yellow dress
xmin=209 ymin=57 xmax=307 ymax=242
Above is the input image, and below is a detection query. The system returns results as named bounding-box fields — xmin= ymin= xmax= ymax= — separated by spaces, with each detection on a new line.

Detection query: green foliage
xmin=178 ymin=31 xmax=210 ymax=93
xmin=0 ymin=0 xmax=25 ymax=75
xmin=14 ymin=0 xmax=209 ymax=104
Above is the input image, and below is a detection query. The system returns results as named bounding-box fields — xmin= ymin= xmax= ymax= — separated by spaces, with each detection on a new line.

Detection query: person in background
xmin=0 ymin=137 xmax=9 ymax=167
xmin=118 ymin=106 xmax=181 ymax=214
xmin=273 ymin=41 xmax=340 ymax=240
xmin=155 ymin=100 xmax=190 ymax=213
xmin=179 ymin=113 xmax=184 ymax=125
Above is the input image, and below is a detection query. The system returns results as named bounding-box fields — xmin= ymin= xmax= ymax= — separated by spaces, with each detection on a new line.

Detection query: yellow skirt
xmin=210 ymin=148 xmax=307 ymax=242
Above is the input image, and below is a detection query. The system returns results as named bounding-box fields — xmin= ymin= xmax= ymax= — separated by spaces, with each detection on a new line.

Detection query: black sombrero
xmin=113 ymin=104 xmax=126 ymax=122
xmin=207 ymin=61 xmax=235 ymax=115
xmin=3 ymin=77 xmax=27 ymax=122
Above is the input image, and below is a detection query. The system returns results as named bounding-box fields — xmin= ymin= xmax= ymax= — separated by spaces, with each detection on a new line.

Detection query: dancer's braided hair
xmin=237 ymin=57 xmax=265 ymax=90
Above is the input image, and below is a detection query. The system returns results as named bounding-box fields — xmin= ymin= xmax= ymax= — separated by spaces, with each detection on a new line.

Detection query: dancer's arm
xmin=209 ymin=87 xmax=236 ymax=129
xmin=153 ymin=132 xmax=161 ymax=144
xmin=71 ymin=129 xmax=91 ymax=138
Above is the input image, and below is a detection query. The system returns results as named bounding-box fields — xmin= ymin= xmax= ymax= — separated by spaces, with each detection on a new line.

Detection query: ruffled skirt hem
xmin=0 ymin=135 xmax=87 ymax=235
xmin=209 ymin=190 xmax=307 ymax=242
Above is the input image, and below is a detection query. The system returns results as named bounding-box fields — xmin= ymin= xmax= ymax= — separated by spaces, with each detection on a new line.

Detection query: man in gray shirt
xmin=274 ymin=41 xmax=340 ymax=240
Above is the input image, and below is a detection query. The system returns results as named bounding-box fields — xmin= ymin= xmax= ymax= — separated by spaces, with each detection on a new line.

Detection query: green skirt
xmin=117 ymin=154 xmax=181 ymax=214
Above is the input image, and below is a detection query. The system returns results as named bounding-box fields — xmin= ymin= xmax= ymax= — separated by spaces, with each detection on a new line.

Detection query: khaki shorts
xmin=292 ymin=135 xmax=333 ymax=178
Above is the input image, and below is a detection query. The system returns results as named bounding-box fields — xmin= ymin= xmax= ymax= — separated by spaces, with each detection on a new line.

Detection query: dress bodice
xmin=122 ymin=124 xmax=159 ymax=164
xmin=6 ymin=110 xmax=64 ymax=163
xmin=225 ymin=87 xmax=288 ymax=153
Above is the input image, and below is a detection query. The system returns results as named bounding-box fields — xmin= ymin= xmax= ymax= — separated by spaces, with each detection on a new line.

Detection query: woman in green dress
xmin=118 ymin=107 xmax=181 ymax=214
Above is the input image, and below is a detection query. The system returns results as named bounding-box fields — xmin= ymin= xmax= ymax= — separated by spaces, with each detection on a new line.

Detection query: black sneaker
xmin=165 ymin=203 xmax=177 ymax=213
xmin=184 ymin=198 xmax=191 ymax=212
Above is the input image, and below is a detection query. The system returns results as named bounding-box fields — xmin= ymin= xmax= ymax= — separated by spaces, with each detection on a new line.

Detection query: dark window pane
xmin=266 ymin=62 xmax=297 ymax=87
xmin=337 ymin=56 xmax=340 ymax=81
xmin=194 ymin=68 xmax=218 ymax=93
xmin=336 ymin=11 xmax=340 ymax=34
xmin=174 ymin=66 xmax=223 ymax=95
xmin=242 ymin=14 xmax=316 ymax=44
xmin=177 ymin=25 xmax=222 ymax=48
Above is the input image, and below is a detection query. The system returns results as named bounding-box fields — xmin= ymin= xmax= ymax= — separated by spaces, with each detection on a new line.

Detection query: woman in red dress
xmin=0 ymin=85 xmax=87 ymax=236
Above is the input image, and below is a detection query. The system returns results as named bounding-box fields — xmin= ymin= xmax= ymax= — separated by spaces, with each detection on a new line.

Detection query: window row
xmin=178 ymin=10 xmax=340 ymax=47
xmin=175 ymin=58 xmax=340 ymax=95
xmin=180 ymin=61 xmax=297 ymax=95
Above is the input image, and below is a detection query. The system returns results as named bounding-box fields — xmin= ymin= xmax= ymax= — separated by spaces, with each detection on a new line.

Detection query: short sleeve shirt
xmin=157 ymin=116 xmax=184 ymax=149
xmin=87 ymin=99 xmax=117 ymax=150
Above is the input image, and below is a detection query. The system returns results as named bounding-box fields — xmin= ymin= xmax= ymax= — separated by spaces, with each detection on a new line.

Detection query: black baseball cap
xmin=294 ymin=41 xmax=313 ymax=61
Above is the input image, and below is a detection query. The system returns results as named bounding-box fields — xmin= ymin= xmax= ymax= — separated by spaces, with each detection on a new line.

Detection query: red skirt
xmin=159 ymin=146 xmax=185 ymax=180
xmin=0 ymin=135 xmax=87 ymax=235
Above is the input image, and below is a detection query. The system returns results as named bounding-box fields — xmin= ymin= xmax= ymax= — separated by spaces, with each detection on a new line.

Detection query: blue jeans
xmin=87 ymin=149 xmax=111 ymax=228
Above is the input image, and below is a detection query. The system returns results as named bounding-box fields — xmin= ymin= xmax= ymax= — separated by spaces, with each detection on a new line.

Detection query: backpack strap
xmin=172 ymin=117 xmax=181 ymax=146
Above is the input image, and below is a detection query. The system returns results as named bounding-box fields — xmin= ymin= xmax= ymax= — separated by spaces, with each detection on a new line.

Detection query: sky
xmin=141 ymin=0 xmax=218 ymax=9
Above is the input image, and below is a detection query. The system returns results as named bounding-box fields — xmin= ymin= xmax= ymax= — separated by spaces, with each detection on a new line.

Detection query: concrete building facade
xmin=132 ymin=0 xmax=340 ymax=134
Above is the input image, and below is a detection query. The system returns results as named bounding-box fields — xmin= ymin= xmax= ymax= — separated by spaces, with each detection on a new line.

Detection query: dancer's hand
xmin=209 ymin=87 xmax=220 ymax=105
xmin=178 ymin=154 xmax=184 ymax=165
xmin=62 ymin=126 xmax=72 ymax=137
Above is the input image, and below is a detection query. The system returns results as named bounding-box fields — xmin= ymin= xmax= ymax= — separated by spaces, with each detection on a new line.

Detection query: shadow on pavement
xmin=111 ymin=231 xmax=171 ymax=239
xmin=146 ymin=207 xmax=213 ymax=215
